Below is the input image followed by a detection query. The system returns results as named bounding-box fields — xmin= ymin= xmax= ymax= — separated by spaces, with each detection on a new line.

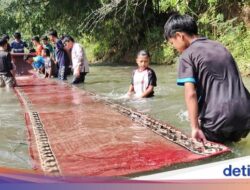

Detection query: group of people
xmin=0 ymin=29 xmax=90 ymax=88
xmin=1 ymin=13 xmax=250 ymax=145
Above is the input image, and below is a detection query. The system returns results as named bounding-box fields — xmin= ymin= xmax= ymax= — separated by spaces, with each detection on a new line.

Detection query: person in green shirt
xmin=41 ymin=36 xmax=54 ymax=55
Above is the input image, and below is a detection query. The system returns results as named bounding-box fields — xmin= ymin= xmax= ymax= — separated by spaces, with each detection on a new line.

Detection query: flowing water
xmin=1 ymin=64 xmax=250 ymax=174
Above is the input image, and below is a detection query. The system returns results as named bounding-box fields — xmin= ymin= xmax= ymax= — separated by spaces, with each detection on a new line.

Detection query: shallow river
xmin=1 ymin=64 xmax=250 ymax=175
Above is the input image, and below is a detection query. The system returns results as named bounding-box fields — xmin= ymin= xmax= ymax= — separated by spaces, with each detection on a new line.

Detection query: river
xmin=0 ymin=64 xmax=250 ymax=175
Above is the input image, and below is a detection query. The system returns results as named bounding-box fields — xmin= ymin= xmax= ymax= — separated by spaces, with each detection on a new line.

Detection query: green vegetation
xmin=0 ymin=0 xmax=249 ymax=73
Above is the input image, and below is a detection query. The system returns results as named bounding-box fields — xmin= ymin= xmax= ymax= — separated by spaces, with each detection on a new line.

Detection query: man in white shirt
xmin=63 ymin=36 xmax=89 ymax=84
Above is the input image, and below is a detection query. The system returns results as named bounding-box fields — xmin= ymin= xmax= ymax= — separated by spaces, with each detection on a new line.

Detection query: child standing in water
xmin=41 ymin=48 xmax=53 ymax=78
xmin=127 ymin=50 xmax=157 ymax=98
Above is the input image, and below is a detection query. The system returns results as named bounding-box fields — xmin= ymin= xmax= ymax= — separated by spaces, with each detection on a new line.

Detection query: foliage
xmin=0 ymin=0 xmax=249 ymax=73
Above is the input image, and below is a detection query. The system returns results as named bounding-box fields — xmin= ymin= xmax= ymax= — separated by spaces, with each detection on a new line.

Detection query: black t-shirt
xmin=0 ymin=50 xmax=13 ymax=74
xmin=177 ymin=38 xmax=250 ymax=135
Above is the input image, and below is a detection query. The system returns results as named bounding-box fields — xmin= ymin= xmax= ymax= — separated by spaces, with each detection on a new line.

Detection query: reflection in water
xmin=1 ymin=64 xmax=250 ymax=173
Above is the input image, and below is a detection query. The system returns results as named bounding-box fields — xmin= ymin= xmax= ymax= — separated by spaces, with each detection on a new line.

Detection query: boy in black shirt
xmin=0 ymin=37 xmax=15 ymax=88
xmin=164 ymin=14 xmax=250 ymax=143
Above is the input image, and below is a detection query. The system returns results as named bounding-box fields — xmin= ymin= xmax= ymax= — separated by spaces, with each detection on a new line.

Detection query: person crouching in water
xmin=0 ymin=37 xmax=16 ymax=88
xmin=25 ymin=55 xmax=44 ymax=74
xmin=126 ymin=50 xmax=157 ymax=98
xmin=62 ymin=36 xmax=89 ymax=84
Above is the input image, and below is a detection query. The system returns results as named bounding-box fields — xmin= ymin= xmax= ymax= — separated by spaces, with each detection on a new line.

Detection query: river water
xmin=1 ymin=64 xmax=250 ymax=174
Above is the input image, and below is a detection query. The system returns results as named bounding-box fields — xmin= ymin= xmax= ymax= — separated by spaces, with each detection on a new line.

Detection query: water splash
xmin=176 ymin=109 xmax=189 ymax=122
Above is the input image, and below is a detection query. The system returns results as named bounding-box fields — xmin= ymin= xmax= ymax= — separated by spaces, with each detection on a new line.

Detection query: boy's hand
xmin=191 ymin=128 xmax=207 ymax=144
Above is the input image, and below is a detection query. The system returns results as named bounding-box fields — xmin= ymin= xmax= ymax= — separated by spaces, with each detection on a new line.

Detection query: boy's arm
xmin=140 ymin=85 xmax=154 ymax=98
xmin=184 ymin=82 xmax=207 ymax=143
xmin=127 ymin=84 xmax=134 ymax=93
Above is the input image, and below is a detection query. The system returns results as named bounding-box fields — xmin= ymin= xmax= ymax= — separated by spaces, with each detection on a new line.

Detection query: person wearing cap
xmin=31 ymin=36 xmax=43 ymax=56
xmin=10 ymin=32 xmax=27 ymax=53
xmin=63 ymin=35 xmax=89 ymax=84
xmin=0 ymin=37 xmax=15 ymax=88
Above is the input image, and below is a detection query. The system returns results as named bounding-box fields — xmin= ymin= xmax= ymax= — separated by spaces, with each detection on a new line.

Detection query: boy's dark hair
xmin=0 ymin=37 xmax=7 ymax=46
xmin=164 ymin=14 xmax=198 ymax=40
xmin=48 ymin=30 xmax=58 ymax=38
xmin=43 ymin=48 xmax=50 ymax=57
xmin=32 ymin=36 xmax=40 ymax=42
xmin=62 ymin=35 xmax=75 ymax=44
xmin=29 ymin=48 xmax=36 ymax=53
xmin=2 ymin=34 xmax=10 ymax=41
xmin=41 ymin=35 xmax=48 ymax=41
xmin=137 ymin=50 xmax=150 ymax=58
xmin=14 ymin=32 xmax=21 ymax=39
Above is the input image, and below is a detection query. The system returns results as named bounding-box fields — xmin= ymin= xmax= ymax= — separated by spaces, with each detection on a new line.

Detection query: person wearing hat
xmin=0 ymin=37 xmax=15 ymax=88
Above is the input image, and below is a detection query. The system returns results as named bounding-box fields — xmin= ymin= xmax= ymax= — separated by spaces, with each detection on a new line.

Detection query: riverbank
xmin=84 ymin=27 xmax=250 ymax=75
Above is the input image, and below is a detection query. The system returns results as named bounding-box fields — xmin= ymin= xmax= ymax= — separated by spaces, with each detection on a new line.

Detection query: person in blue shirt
xmin=25 ymin=55 xmax=44 ymax=73
xmin=10 ymin=32 xmax=28 ymax=53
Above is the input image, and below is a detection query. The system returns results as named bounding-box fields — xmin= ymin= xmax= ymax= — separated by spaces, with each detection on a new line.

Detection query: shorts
xmin=0 ymin=74 xmax=16 ymax=88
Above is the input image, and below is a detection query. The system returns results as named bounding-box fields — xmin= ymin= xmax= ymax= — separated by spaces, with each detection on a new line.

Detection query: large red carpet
xmin=14 ymin=76 xmax=230 ymax=177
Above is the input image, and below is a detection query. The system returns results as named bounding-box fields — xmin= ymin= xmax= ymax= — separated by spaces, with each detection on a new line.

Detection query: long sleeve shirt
xmin=71 ymin=43 xmax=89 ymax=73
